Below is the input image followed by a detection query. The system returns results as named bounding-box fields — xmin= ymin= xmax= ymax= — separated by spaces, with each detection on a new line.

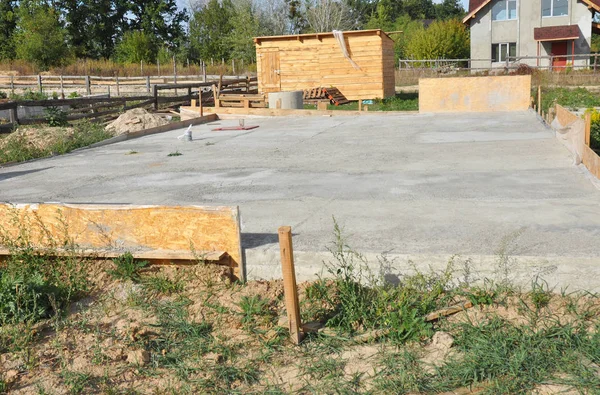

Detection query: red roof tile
xmin=534 ymin=25 xmax=580 ymax=41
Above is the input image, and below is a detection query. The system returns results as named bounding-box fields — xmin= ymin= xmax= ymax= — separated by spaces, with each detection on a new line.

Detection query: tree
xmin=434 ymin=0 xmax=465 ymax=20
xmin=404 ymin=18 xmax=469 ymax=60
xmin=113 ymin=30 xmax=156 ymax=64
xmin=0 ymin=0 xmax=17 ymax=60
xmin=128 ymin=0 xmax=188 ymax=51
xmin=227 ymin=0 xmax=264 ymax=63
xmin=14 ymin=0 xmax=70 ymax=70
xmin=305 ymin=0 xmax=357 ymax=32
xmin=189 ymin=0 xmax=234 ymax=62
xmin=402 ymin=0 xmax=435 ymax=20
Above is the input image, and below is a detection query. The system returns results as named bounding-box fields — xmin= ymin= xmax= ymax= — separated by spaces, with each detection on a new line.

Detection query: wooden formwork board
xmin=0 ymin=203 xmax=244 ymax=281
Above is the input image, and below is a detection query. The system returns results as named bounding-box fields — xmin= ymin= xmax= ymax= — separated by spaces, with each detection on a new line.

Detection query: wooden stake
xmin=537 ymin=86 xmax=542 ymax=115
xmin=358 ymin=99 xmax=362 ymax=112
xmin=585 ymin=112 xmax=591 ymax=147
xmin=278 ymin=226 xmax=303 ymax=345
xmin=199 ymin=90 xmax=203 ymax=117
xmin=212 ymin=84 xmax=220 ymax=108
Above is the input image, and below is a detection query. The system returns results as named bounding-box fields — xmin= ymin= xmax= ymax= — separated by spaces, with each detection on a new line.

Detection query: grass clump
xmin=540 ymin=87 xmax=600 ymax=113
xmin=303 ymin=219 xmax=453 ymax=341
xmin=0 ymin=121 xmax=112 ymax=164
xmin=0 ymin=216 xmax=88 ymax=327
xmin=107 ymin=252 xmax=148 ymax=283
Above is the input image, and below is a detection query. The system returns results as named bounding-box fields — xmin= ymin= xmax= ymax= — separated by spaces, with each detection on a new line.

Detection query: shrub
xmin=0 ymin=91 xmax=7 ymax=99
xmin=584 ymin=107 xmax=600 ymax=150
xmin=44 ymin=106 xmax=68 ymax=127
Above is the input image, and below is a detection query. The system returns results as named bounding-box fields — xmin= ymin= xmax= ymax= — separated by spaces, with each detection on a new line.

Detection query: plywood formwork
xmin=419 ymin=75 xmax=532 ymax=113
xmin=0 ymin=203 xmax=244 ymax=280
xmin=254 ymin=30 xmax=396 ymax=101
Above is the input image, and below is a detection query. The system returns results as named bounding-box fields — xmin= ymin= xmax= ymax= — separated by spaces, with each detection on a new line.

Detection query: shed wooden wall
xmin=255 ymin=32 xmax=396 ymax=101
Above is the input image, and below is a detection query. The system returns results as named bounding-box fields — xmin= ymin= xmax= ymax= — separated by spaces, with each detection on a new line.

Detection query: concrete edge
xmin=245 ymin=250 xmax=600 ymax=292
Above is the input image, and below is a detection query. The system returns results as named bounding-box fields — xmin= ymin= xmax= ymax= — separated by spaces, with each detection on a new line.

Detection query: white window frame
xmin=542 ymin=0 xmax=568 ymax=17
xmin=492 ymin=42 xmax=517 ymax=63
xmin=492 ymin=0 xmax=518 ymax=21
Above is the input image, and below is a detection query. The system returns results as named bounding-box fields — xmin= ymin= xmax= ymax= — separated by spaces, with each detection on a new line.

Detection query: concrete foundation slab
xmin=1 ymin=111 xmax=599 ymax=290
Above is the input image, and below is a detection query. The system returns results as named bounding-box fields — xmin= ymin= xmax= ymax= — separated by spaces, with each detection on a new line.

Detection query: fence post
xmin=60 ymin=75 xmax=65 ymax=99
xmin=37 ymin=74 xmax=42 ymax=93
xmin=173 ymin=56 xmax=178 ymax=96
xmin=232 ymin=59 xmax=235 ymax=75
xmin=278 ymin=226 xmax=303 ymax=345
xmin=85 ymin=76 xmax=91 ymax=96
xmin=116 ymin=76 xmax=120 ymax=96
xmin=10 ymin=75 xmax=14 ymax=95
xmin=537 ymin=86 xmax=542 ymax=115
xmin=595 ymin=54 xmax=598 ymax=74
xmin=9 ymin=103 xmax=18 ymax=126
xmin=585 ymin=112 xmax=591 ymax=147
xmin=203 ymin=61 xmax=207 ymax=83
xmin=146 ymin=76 xmax=151 ymax=94
xmin=153 ymin=84 xmax=158 ymax=111
xmin=157 ymin=58 xmax=161 ymax=76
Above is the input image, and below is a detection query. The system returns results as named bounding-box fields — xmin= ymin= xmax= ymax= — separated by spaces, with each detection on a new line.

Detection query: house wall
xmin=469 ymin=0 xmax=593 ymax=69
xmin=255 ymin=32 xmax=395 ymax=100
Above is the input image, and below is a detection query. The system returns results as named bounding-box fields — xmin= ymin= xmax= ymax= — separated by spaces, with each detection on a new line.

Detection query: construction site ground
xmin=1 ymin=111 xmax=599 ymax=290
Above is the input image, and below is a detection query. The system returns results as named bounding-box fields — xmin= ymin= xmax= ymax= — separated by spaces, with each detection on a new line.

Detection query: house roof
xmin=254 ymin=29 xmax=392 ymax=45
xmin=463 ymin=0 xmax=600 ymax=24
xmin=534 ymin=25 xmax=581 ymax=41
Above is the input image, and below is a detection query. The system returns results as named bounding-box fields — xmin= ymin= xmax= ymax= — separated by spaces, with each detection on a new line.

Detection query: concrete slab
xmin=2 ymin=111 xmax=600 ymax=289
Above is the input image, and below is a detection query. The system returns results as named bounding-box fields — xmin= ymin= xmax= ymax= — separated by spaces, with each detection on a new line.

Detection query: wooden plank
xmin=0 ymin=247 xmax=226 ymax=263
xmin=0 ymin=203 xmax=245 ymax=281
xmin=278 ymin=226 xmax=303 ymax=345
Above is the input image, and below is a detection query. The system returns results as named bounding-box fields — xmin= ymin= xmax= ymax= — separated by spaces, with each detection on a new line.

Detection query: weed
xmin=238 ymin=295 xmax=274 ymax=328
xmin=107 ymin=252 xmax=149 ymax=283
xmin=205 ymin=141 xmax=215 ymax=146
xmin=0 ymin=211 xmax=88 ymax=325
xmin=44 ymin=106 xmax=68 ymax=127
xmin=143 ymin=274 xmax=184 ymax=295
xmin=167 ymin=150 xmax=182 ymax=157
xmin=530 ymin=277 xmax=552 ymax=310
xmin=302 ymin=356 xmax=345 ymax=380
xmin=126 ymin=150 xmax=139 ymax=155
xmin=60 ymin=370 xmax=92 ymax=394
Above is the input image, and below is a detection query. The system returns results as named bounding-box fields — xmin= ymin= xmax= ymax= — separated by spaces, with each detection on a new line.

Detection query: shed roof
xmin=254 ymin=29 xmax=392 ymax=44
xmin=534 ymin=25 xmax=581 ymax=41
xmin=463 ymin=0 xmax=600 ymax=23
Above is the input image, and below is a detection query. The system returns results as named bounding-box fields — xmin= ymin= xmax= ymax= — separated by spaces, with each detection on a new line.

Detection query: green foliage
xmin=238 ymin=295 xmax=274 ymax=327
xmin=0 ymin=120 xmax=112 ymax=164
xmin=309 ymin=219 xmax=453 ymax=341
xmin=113 ymin=30 xmax=156 ymax=64
xmin=143 ymin=274 xmax=184 ymax=295
xmin=167 ymin=150 xmax=182 ymax=157
xmin=68 ymin=91 xmax=80 ymax=99
xmin=405 ymin=18 xmax=470 ymax=61
xmin=541 ymin=87 xmax=600 ymax=113
xmin=0 ymin=214 xmax=88 ymax=326
xmin=0 ymin=0 xmax=17 ymax=60
xmin=107 ymin=252 xmax=149 ymax=283
xmin=44 ymin=106 xmax=68 ymax=127
xmin=530 ymin=277 xmax=552 ymax=310
xmin=14 ymin=0 xmax=71 ymax=70
xmin=10 ymin=88 xmax=48 ymax=101
xmin=189 ymin=0 xmax=234 ymax=62
xmin=0 ymin=91 xmax=6 ymax=99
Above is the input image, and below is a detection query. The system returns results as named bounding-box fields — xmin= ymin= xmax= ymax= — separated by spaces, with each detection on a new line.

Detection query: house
xmin=463 ymin=0 xmax=600 ymax=69
xmin=253 ymin=30 xmax=395 ymax=101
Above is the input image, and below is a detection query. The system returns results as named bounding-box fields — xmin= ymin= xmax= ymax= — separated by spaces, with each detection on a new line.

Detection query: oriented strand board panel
xmin=419 ymin=75 xmax=532 ymax=113
xmin=583 ymin=144 xmax=600 ymax=178
xmin=255 ymin=30 xmax=396 ymax=100
xmin=0 ymin=203 xmax=244 ymax=280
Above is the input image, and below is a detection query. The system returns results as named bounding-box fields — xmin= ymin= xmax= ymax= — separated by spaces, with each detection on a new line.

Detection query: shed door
xmin=260 ymin=49 xmax=281 ymax=91
xmin=551 ymin=42 xmax=568 ymax=68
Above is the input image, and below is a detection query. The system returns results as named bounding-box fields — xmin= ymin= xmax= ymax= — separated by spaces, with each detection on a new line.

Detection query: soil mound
xmin=105 ymin=108 xmax=167 ymax=135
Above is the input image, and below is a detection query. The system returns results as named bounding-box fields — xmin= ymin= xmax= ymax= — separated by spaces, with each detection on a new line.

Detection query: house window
xmin=492 ymin=0 xmax=517 ymax=20
xmin=542 ymin=0 xmax=568 ymax=17
xmin=492 ymin=43 xmax=517 ymax=62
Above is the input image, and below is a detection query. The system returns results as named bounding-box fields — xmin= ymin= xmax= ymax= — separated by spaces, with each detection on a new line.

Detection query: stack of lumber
xmin=303 ymin=87 xmax=350 ymax=106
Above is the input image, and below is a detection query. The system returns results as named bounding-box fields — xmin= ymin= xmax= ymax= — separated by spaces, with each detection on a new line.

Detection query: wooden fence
xmin=0 ymin=74 xmax=256 ymax=97
xmin=0 ymin=77 xmax=257 ymax=133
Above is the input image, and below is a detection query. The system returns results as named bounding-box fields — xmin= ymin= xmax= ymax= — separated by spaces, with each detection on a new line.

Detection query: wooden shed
xmin=254 ymin=29 xmax=396 ymax=101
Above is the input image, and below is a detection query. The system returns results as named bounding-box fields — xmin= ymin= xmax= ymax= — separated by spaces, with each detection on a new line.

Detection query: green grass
xmin=0 ymin=121 xmax=112 ymax=164
xmin=107 ymin=252 xmax=149 ymax=283
xmin=539 ymin=87 xmax=600 ymax=113
xmin=305 ymin=92 xmax=419 ymax=112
